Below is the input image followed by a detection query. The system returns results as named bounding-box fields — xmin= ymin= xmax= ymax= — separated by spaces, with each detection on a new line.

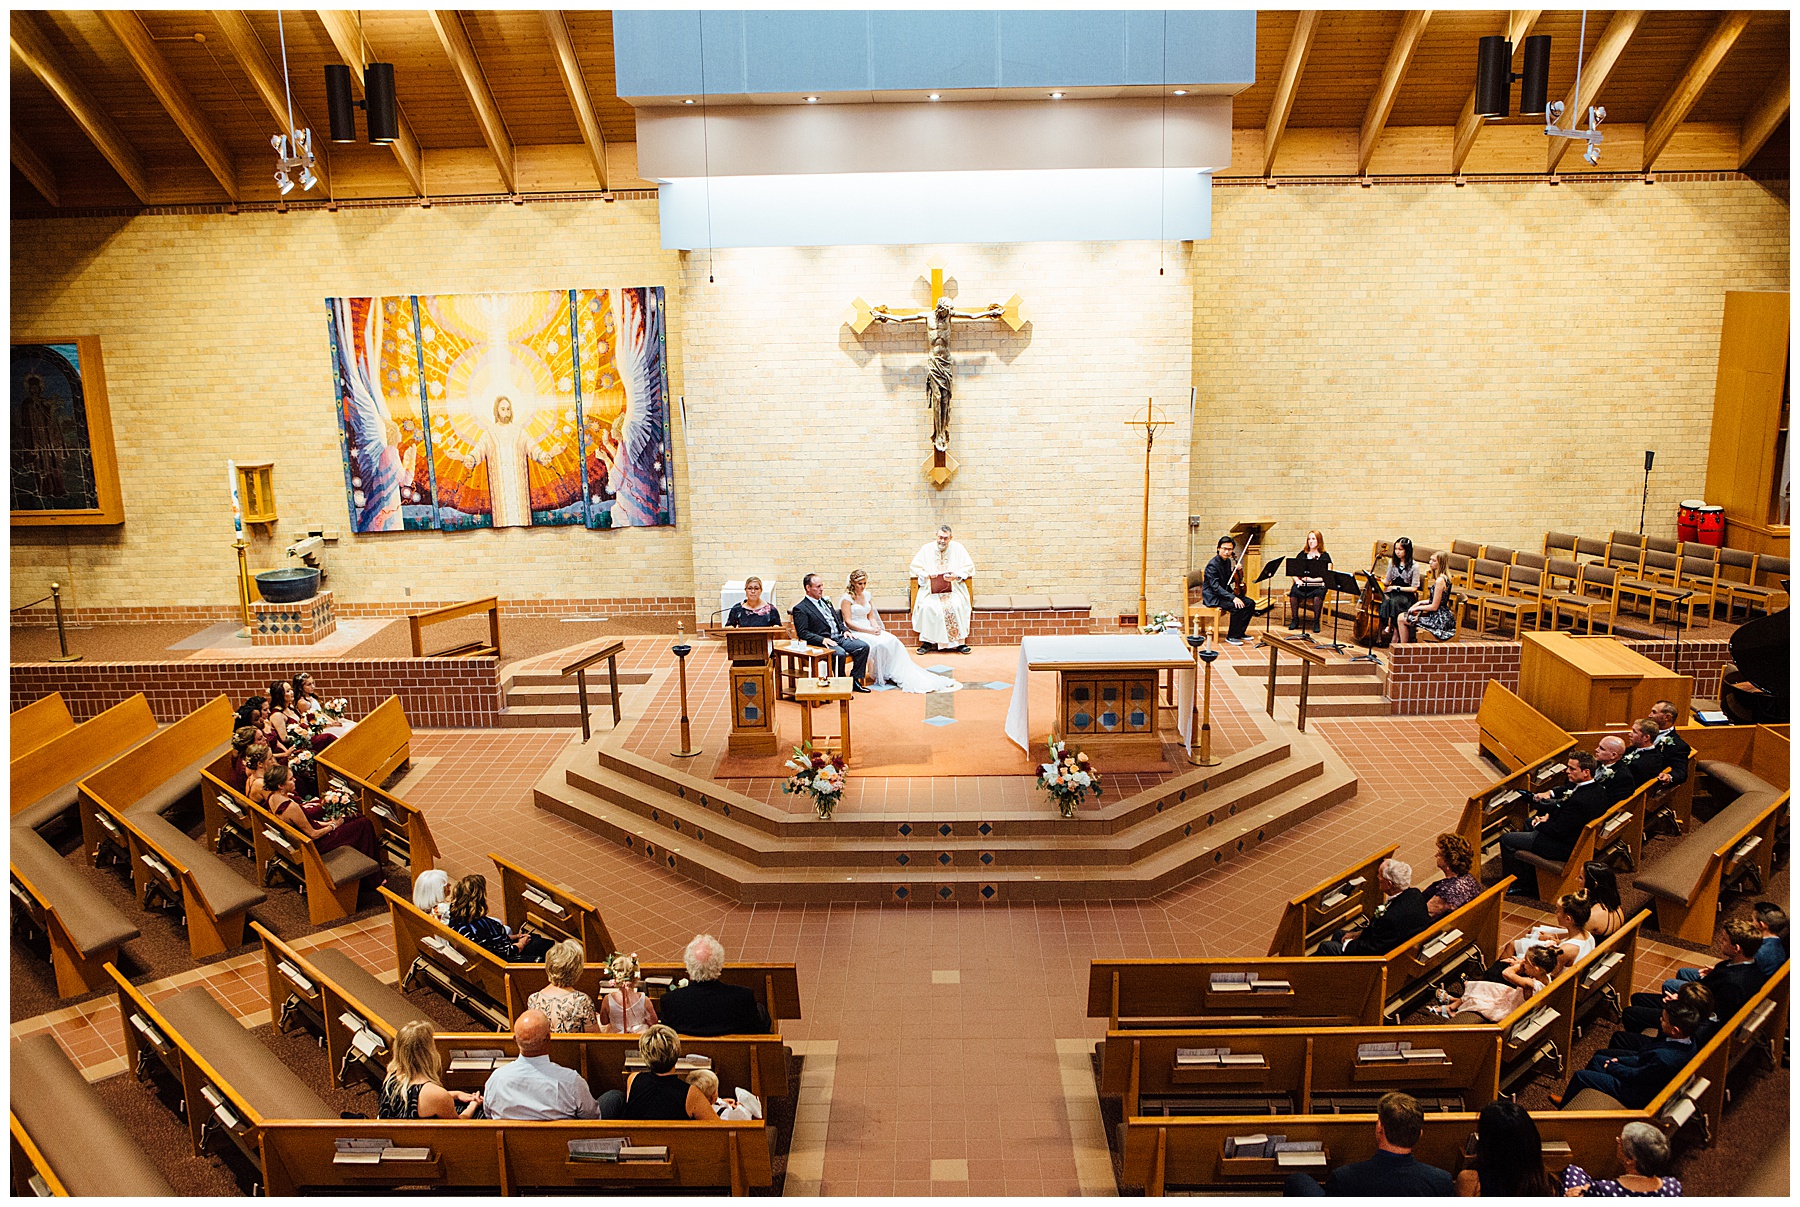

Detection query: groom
xmin=791 ymin=574 xmax=872 ymax=692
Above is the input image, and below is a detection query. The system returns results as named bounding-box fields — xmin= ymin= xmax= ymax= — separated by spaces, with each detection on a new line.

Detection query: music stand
xmin=1250 ymin=556 xmax=1285 ymax=649
xmin=1331 ymin=569 xmax=1375 ymax=662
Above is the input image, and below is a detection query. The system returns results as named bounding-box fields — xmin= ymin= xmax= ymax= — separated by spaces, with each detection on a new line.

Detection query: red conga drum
xmin=1677 ymin=500 xmax=1705 ymax=543
xmin=1696 ymin=504 xmax=1726 ymax=547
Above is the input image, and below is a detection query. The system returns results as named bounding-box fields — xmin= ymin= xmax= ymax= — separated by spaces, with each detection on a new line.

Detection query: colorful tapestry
xmin=326 ymin=287 xmax=673 ymax=533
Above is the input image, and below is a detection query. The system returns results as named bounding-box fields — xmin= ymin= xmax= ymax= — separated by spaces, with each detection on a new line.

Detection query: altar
xmin=1004 ymin=633 xmax=1195 ymax=758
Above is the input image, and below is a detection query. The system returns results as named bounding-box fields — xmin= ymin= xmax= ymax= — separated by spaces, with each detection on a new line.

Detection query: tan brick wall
xmin=676 ymin=242 xmax=1195 ymax=623
xmin=1190 ymin=179 xmax=1789 ymax=572
xmin=10 ymin=199 xmax=694 ymax=612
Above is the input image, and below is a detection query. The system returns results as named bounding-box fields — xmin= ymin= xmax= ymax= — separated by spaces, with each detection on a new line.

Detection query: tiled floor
xmin=10 ymin=637 xmax=1750 ymax=1196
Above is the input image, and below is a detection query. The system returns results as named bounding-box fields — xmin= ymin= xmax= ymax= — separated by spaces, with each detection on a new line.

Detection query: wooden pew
xmin=316 ymin=694 xmax=414 ymax=789
xmin=107 ymin=963 xmax=336 ymax=1185
xmin=1633 ymin=789 xmax=1788 ymax=944
xmin=491 ymin=851 xmax=617 ymax=957
xmin=506 ymin=960 xmax=802 ymax=1032
xmin=77 ymin=693 xmax=235 ymax=863
xmin=260 ymin=1118 xmax=772 ymax=1196
xmin=200 ymin=752 xmax=257 ymax=860
xmin=409 ymin=595 xmax=501 ymax=659
xmin=11 ymin=693 xmax=156 ymax=833
xmin=1514 ymin=788 xmax=1643 ymax=901
xmin=430 ymin=1029 xmax=791 ymax=1105
xmin=1478 ymin=680 xmax=1574 ymax=772
xmin=1101 ymin=1025 xmax=1500 ymax=1117
xmin=1368 ymin=878 xmax=1512 ymax=1020
xmin=1454 ymin=748 xmax=1575 ymax=861
xmin=241 ymin=787 xmax=379 ymax=926
xmin=1571 ymin=911 xmax=1644 ymax=1031
xmin=10 ymin=1033 xmax=175 ymax=1196
xmin=10 ymin=692 xmax=73 ymax=762
xmin=1266 ymin=845 xmax=1398 ymax=958
xmin=1118 ymin=1109 xmax=1633 ymax=1194
xmin=9 ymin=827 xmax=139 ymax=996
xmin=1087 ymin=958 xmax=1388 ymax=1030
xmin=254 ymin=923 xmax=433 ymax=1090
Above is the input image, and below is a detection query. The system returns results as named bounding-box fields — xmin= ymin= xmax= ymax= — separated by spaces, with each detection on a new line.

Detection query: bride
xmin=840 ymin=570 xmax=961 ymax=694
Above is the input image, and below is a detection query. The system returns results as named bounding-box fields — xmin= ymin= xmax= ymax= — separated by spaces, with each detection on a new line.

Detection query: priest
xmin=910 ymin=524 xmax=975 ymax=654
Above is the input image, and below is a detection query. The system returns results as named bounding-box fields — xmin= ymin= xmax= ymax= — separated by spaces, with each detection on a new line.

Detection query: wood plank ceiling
xmin=11 ymin=9 xmax=1789 ymax=214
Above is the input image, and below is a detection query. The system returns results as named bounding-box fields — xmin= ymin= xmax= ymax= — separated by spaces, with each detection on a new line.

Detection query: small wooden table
xmin=772 ymin=642 xmax=834 ymax=702
xmin=793 ymin=676 xmax=854 ymax=763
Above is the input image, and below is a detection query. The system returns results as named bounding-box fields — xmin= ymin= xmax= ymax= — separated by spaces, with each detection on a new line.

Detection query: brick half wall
xmin=1386 ymin=638 xmax=1734 ymax=716
xmin=11 ymin=657 xmax=503 ymax=728
xmin=11 ymin=596 xmax=692 ymax=629
xmin=875 ymin=607 xmax=1096 ymax=645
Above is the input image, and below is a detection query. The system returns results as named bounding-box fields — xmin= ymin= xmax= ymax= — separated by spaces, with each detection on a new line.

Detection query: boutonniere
xmin=1373 ymin=901 xmax=1390 ymax=917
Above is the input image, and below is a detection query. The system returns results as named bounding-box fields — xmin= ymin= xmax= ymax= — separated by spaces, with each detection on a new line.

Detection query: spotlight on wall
xmin=270 ymin=130 xmax=318 ymax=193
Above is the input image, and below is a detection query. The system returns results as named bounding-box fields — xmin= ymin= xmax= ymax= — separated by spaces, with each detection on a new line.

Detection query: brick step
xmin=562 ymin=752 xmax=1325 ymax=870
xmin=504 ymin=670 xmax=654 ymax=691
xmin=1303 ymin=695 xmax=1392 ymax=718
xmin=591 ymin=741 xmax=1292 ymax=840
xmin=503 ymin=683 xmax=623 ymax=708
xmin=534 ymin=741 xmax=1357 ymax=903
xmin=497 ymin=705 xmax=588 ymax=729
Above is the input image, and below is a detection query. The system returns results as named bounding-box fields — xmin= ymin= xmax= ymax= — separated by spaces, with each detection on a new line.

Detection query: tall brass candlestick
xmin=233 ymin=539 xmax=253 ymax=638
xmin=670 ymin=643 xmax=701 ymax=758
xmin=1190 ymin=645 xmax=1221 ymax=767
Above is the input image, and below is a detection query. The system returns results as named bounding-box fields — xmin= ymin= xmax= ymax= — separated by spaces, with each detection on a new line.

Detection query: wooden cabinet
xmin=1517 ymin=632 xmax=1689 ymax=733
xmin=1704 ymin=291 xmax=1789 ymax=557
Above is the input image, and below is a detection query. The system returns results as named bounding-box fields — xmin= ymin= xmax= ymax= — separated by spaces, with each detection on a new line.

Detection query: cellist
xmin=1378 ymin=536 xmax=1422 ymax=645
xmin=1202 ymin=535 xmax=1257 ymax=646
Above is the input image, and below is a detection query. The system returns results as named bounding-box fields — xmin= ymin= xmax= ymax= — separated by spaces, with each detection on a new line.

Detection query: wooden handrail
xmin=560 ymin=640 xmax=626 ymax=740
xmin=1262 ymin=633 xmax=1326 ymax=731
xmin=409 ymin=595 xmax=501 ymax=659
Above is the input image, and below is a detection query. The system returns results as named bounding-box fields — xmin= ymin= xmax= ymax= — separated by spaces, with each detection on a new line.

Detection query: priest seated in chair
xmin=910 ymin=524 xmax=975 ymax=654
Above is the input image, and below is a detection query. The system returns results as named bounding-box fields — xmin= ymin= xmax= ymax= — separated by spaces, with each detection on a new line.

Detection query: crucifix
xmin=1125 ymin=397 xmax=1172 ymax=628
xmin=845 ymin=255 xmax=1028 ymax=488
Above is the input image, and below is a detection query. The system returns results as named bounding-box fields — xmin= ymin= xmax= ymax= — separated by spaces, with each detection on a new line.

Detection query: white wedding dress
xmin=841 ymin=597 xmax=961 ymax=694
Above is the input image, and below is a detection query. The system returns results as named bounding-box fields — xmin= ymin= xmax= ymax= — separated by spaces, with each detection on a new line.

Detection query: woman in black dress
xmin=726 ymin=577 xmax=782 ymax=628
xmin=1286 ymin=529 xmax=1332 ymax=633
xmin=596 ymin=1025 xmax=713 ymax=1120
xmin=1378 ymin=536 xmax=1420 ymax=643
xmin=379 ymin=1020 xmax=482 ymax=1119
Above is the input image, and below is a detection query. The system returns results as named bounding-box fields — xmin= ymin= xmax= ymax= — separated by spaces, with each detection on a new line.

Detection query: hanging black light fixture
xmin=1475 ymin=33 xmax=1551 ymax=119
xmin=324 ymin=63 xmax=357 ymax=142
xmin=324 ymin=61 xmax=398 ymax=143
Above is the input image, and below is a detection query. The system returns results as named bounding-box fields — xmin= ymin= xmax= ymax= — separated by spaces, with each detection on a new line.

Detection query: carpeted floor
xmin=711 ymin=645 xmax=1184 ymax=778
xmin=10 ymin=800 xmax=409 ymax=1023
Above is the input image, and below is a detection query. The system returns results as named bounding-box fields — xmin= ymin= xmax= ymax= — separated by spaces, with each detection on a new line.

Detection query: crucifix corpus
xmin=1126 ymin=397 xmax=1172 ymax=629
xmin=845 ymin=255 xmax=1028 ymax=488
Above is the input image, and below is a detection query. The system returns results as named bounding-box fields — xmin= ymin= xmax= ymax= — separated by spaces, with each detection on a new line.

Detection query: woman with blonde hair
xmin=599 ymin=951 xmax=659 ymax=1034
xmin=379 ymin=1020 xmax=482 ymax=1119
xmin=1394 ymin=550 xmax=1455 ymax=644
xmin=840 ymin=569 xmax=959 ymax=693
xmin=595 ymin=1025 xmax=713 ymax=1121
xmin=525 ymin=940 xmax=599 ymax=1032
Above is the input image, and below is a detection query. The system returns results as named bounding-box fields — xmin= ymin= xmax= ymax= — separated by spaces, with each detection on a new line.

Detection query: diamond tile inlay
xmin=896 ymin=853 xmax=910 ymax=866
xmin=938 ymin=824 xmax=952 ymax=837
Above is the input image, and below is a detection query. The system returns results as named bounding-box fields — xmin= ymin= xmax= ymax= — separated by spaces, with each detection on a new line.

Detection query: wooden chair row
xmin=1565 ymin=531 xmax=1790 ymax=620
xmin=1117 ymin=959 xmax=1788 ymax=1194
xmin=384 ymin=888 xmax=803 ymax=1032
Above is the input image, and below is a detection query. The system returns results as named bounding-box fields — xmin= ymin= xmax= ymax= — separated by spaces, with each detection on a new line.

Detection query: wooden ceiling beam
xmin=541 ymin=10 xmax=608 ymax=191
xmin=1358 ymin=10 xmax=1433 ymax=176
xmin=427 ymin=10 xmax=515 ymax=194
xmin=12 ymin=130 xmax=60 ymax=207
xmin=1738 ymin=73 xmax=1789 ymax=169
xmin=99 ymin=10 xmax=239 ymax=200
xmin=1546 ymin=10 xmax=1644 ymax=173
xmin=1451 ymin=10 xmax=1541 ymax=175
xmin=11 ymin=11 xmax=154 ymax=203
xmin=1262 ymin=11 xmax=1319 ymax=177
xmin=314 ymin=10 xmax=426 ymax=196
xmin=1642 ymin=10 xmax=1753 ymax=171
xmin=209 ymin=10 xmax=329 ymax=192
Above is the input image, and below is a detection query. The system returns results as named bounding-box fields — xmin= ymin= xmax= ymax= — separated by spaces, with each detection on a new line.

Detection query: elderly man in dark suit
xmin=1315 ymin=858 xmax=1431 ymax=957
xmin=656 ymin=934 xmax=771 ymax=1037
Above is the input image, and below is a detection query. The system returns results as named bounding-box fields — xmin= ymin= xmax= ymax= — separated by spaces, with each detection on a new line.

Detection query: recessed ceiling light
xmin=1049 ymin=91 xmax=1065 ymax=100
xmin=683 ymin=98 xmax=695 ymax=105
xmin=1173 ymin=89 xmax=1188 ymax=96
xmin=927 ymin=93 xmax=941 ymax=101
xmin=806 ymin=96 xmax=819 ymax=103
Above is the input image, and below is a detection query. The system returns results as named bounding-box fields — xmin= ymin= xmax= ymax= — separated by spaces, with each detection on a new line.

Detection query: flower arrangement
xmin=1037 ymin=736 xmax=1102 ymax=818
xmin=782 ymin=743 xmax=847 ymax=819
xmin=323 ymin=697 xmax=349 ymax=720
xmin=1141 ymin=610 xmax=1180 ymax=634
xmin=316 ymin=783 xmax=358 ymax=821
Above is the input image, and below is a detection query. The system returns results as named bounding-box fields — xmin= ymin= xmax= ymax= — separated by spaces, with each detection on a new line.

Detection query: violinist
xmin=1287 ymin=530 xmax=1332 ymax=634
xmin=1378 ymin=536 xmax=1421 ymax=645
xmin=1203 ymin=535 xmax=1257 ymax=646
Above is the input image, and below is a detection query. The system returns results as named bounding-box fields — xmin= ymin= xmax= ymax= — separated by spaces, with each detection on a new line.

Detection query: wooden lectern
xmin=709 ymin=627 xmax=786 ymax=755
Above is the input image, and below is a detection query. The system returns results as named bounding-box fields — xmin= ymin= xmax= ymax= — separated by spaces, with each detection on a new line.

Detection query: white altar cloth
xmin=1004 ymin=633 xmax=1195 ymax=754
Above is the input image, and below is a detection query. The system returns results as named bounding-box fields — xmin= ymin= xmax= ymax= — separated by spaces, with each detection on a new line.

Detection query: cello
xmin=1354 ymin=553 xmax=1386 ymax=646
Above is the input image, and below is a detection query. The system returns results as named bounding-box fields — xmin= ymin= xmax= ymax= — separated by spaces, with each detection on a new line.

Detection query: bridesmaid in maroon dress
xmin=262 ymin=764 xmax=383 ymax=885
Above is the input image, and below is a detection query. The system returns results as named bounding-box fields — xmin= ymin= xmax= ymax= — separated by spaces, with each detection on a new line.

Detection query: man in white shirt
xmin=482 ymin=1009 xmax=602 ymax=1120
xmin=910 ymin=524 xmax=975 ymax=654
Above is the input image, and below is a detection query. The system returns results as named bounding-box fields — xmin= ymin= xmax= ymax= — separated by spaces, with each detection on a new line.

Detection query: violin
xmin=1230 ymin=543 xmax=1249 ymax=597
xmin=1354 ymin=554 xmax=1386 ymax=646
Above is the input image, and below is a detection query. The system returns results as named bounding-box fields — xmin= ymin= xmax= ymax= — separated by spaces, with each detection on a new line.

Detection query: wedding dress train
xmin=843 ymin=598 xmax=961 ymax=694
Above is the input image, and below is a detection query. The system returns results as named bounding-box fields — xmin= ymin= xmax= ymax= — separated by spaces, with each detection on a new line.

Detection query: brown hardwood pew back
xmin=429 ymin=1029 xmax=790 ymax=1103
xmin=1634 ymin=789 xmax=1788 ymax=944
xmin=491 ymin=850 xmax=617 ymax=957
xmin=1514 ymin=787 xmax=1645 ymax=901
xmin=254 ymin=922 xmax=433 ymax=1090
xmin=1087 ymin=958 xmax=1387 ymax=1030
xmin=242 ymin=784 xmax=378 ymax=925
xmin=408 ymin=595 xmax=502 ymax=659
xmin=508 ymin=960 xmax=803 ymax=1031
xmin=9 ymin=829 xmax=139 ymax=996
xmin=10 ymin=692 xmax=73 ymax=762
xmin=259 ymin=1117 xmax=772 ymax=1196
xmin=1369 ymin=877 xmax=1512 ymax=1020
xmin=1477 ymin=680 xmax=1575 ymax=772
xmin=77 ymin=693 xmax=235 ymax=862
xmin=385 ymin=886 xmax=515 ymax=1029
xmin=1455 ymin=747 xmax=1575 ymax=860
xmin=13 ymin=693 xmax=156 ymax=830
xmin=1118 ymin=1109 xmax=1633 ymax=1194
xmin=1266 ymin=845 xmax=1398 ymax=958
xmin=316 ymin=694 xmax=413 ymax=789
xmin=1102 ymin=1026 xmax=1500 ymax=1117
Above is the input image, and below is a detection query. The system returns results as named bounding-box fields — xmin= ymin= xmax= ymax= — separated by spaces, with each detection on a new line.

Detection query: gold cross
xmin=1126 ymin=398 xmax=1172 ymax=626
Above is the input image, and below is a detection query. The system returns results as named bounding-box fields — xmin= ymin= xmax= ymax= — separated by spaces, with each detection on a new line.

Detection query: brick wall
xmin=875 ymin=607 xmax=1097 ymax=645
xmin=11 ymin=657 xmax=503 ymax=728
xmin=1386 ymin=637 xmax=1734 ymax=716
